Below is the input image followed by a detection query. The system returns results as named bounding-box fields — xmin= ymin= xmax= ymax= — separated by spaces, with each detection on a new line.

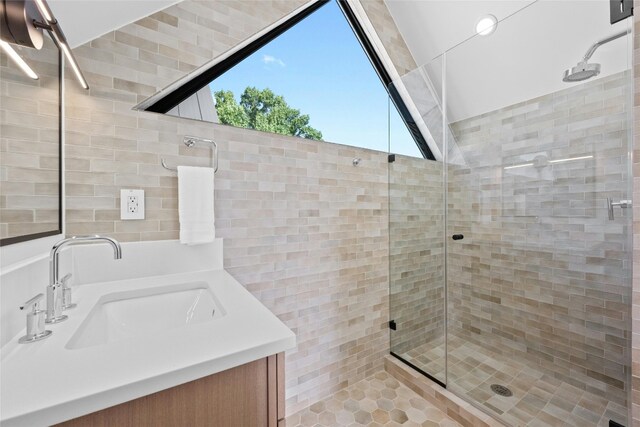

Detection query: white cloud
xmin=262 ymin=54 xmax=286 ymax=67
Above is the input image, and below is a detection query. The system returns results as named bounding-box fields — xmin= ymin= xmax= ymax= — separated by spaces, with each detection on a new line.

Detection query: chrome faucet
xmin=46 ymin=235 xmax=122 ymax=324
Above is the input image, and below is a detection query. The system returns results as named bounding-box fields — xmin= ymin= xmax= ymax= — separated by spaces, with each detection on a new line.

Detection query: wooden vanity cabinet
xmin=55 ymin=353 xmax=285 ymax=427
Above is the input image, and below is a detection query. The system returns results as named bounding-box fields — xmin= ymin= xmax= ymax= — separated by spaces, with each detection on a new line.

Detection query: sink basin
xmin=66 ymin=282 xmax=225 ymax=350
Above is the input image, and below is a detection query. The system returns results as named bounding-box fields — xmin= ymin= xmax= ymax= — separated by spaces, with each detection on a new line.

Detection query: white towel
xmin=178 ymin=166 xmax=215 ymax=245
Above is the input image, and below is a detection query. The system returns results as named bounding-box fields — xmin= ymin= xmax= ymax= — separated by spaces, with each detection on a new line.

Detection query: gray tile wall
xmin=448 ymin=71 xmax=632 ymax=408
xmin=358 ymin=0 xmax=417 ymax=76
xmin=631 ymin=2 xmax=640 ymax=425
xmin=215 ymin=127 xmax=390 ymax=414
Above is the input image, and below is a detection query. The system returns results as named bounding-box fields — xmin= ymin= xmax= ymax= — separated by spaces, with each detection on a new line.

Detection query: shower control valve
xmin=607 ymin=197 xmax=632 ymax=220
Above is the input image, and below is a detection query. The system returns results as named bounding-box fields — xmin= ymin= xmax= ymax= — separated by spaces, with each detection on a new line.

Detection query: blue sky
xmin=209 ymin=0 xmax=421 ymax=158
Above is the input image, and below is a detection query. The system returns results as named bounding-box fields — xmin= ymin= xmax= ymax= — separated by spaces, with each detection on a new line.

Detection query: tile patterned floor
xmin=286 ymin=371 xmax=462 ymax=427
xmin=399 ymin=334 xmax=628 ymax=427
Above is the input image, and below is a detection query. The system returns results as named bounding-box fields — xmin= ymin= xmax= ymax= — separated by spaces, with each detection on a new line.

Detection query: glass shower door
xmin=388 ymin=56 xmax=446 ymax=385
xmin=442 ymin=3 xmax=633 ymax=426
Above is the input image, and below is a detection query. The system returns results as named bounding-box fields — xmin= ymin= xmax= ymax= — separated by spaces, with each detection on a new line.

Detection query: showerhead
xmin=562 ymin=61 xmax=601 ymax=82
xmin=562 ymin=29 xmax=629 ymax=83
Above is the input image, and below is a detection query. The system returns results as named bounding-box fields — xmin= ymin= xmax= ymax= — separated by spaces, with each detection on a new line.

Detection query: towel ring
xmin=161 ymin=136 xmax=218 ymax=173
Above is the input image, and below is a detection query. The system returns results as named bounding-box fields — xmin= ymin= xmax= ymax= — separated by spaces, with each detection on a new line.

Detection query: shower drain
xmin=490 ymin=384 xmax=513 ymax=397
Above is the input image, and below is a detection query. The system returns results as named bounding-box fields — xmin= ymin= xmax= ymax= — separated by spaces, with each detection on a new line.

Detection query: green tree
xmin=214 ymin=87 xmax=322 ymax=140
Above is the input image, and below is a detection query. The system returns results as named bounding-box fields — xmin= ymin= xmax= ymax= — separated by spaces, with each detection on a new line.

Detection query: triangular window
xmin=137 ymin=0 xmax=431 ymax=159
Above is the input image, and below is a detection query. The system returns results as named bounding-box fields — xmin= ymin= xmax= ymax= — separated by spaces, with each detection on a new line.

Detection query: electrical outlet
xmin=120 ymin=189 xmax=145 ymax=220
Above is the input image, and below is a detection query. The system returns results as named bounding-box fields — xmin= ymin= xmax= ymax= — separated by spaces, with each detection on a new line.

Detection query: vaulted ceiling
xmin=385 ymin=0 xmax=632 ymax=121
xmin=48 ymin=0 xmax=178 ymax=48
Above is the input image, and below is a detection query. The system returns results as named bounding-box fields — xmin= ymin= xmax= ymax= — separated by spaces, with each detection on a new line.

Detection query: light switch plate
xmin=120 ymin=189 xmax=145 ymax=220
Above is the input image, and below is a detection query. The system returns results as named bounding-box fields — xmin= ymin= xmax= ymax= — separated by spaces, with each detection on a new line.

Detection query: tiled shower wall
xmin=62 ymin=0 xmax=417 ymax=415
xmin=632 ymin=2 xmax=640 ymax=425
xmin=448 ymin=71 xmax=632 ymax=407
xmin=389 ymin=155 xmax=444 ymax=361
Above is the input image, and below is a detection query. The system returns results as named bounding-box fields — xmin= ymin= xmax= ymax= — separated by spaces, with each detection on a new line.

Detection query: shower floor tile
xmin=286 ymin=371 xmax=461 ymax=426
xmin=397 ymin=334 xmax=627 ymax=427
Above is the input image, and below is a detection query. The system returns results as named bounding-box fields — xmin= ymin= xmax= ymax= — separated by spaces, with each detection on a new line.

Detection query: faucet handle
xmin=60 ymin=273 xmax=72 ymax=286
xmin=18 ymin=294 xmax=52 ymax=344
xmin=20 ymin=293 xmax=44 ymax=311
xmin=60 ymin=273 xmax=76 ymax=310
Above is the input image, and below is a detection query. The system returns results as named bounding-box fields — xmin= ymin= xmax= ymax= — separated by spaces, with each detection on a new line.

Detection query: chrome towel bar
xmin=161 ymin=136 xmax=218 ymax=173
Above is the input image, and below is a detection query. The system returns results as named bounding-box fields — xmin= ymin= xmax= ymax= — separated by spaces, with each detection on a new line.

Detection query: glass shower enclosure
xmin=388 ymin=2 xmax=633 ymax=426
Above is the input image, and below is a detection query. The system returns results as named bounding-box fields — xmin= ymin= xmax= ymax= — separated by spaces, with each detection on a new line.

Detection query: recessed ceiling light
xmin=476 ymin=14 xmax=498 ymax=36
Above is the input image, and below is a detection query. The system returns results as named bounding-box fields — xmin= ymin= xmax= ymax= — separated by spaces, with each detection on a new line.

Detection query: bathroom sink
xmin=66 ymin=282 xmax=225 ymax=350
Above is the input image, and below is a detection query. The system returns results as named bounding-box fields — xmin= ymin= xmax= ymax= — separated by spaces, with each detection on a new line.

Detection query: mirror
xmin=0 ymin=32 xmax=61 ymax=245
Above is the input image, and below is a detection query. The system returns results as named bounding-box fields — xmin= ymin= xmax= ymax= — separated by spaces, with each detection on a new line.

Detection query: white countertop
xmin=0 ymin=269 xmax=296 ymax=427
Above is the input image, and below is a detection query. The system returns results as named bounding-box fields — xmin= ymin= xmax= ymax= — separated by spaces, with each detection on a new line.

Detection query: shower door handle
xmin=607 ymin=197 xmax=631 ymax=220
